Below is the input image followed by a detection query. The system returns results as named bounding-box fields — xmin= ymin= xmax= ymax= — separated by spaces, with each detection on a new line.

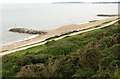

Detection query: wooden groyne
xmin=9 ymin=28 xmax=47 ymax=35
xmin=97 ymin=14 xmax=120 ymax=17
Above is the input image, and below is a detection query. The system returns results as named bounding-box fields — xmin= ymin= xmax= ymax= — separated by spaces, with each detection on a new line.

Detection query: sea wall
xmin=9 ymin=28 xmax=47 ymax=35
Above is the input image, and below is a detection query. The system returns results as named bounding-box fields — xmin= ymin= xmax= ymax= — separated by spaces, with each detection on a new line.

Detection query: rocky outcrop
xmin=9 ymin=28 xmax=47 ymax=35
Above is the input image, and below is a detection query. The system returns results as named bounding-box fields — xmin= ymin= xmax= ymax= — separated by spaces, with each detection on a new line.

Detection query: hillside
xmin=2 ymin=20 xmax=120 ymax=78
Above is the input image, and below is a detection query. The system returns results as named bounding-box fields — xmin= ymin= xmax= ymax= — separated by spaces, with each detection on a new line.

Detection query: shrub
xmin=73 ymin=68 xmax=95 ymax=77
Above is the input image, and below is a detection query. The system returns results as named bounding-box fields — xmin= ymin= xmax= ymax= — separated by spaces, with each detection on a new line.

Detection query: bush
xmin=73 ymin=68 xmax=95 ymax=77
xmin=16 ymin=64 xmax=45 ymax=77
xmin=78 ymin=48 xmax=101 ymax=69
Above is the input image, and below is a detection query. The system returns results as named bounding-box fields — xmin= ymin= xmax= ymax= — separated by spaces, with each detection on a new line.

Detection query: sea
xmin=1 ymin=3 xmax=118 ymax=46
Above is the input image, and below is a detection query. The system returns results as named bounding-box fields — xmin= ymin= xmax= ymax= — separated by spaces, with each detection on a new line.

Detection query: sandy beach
xmin=0 ymin=17 xmax=118 ymax=52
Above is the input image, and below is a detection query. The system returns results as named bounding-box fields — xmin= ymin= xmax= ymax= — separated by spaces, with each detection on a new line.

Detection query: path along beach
xmin=0 ymin=16 xmax=118 ymax=52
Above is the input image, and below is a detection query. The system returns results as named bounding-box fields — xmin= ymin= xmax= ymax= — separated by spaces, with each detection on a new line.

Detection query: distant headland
xmin=52 ymin=2 xmax=120 ymax=4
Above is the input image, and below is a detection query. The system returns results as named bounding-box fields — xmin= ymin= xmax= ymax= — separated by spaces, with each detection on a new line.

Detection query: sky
xmin=0 ymin=0 xmax=119 ymax=4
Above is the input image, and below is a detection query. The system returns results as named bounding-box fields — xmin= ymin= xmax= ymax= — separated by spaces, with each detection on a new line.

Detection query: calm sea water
xmin=1 ymin=3 xmax=118 ymax=45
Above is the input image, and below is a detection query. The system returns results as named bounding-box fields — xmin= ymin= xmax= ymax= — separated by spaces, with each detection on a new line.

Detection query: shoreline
xmin=0 ymin=17 xmax=104 ymax=46
xmin=1 ymin=35 xmax=39 ymax=46
xmin=0 ymin=17 xmax=109 ymax=46
xmin=1 ymin=16 xmax=108 ymax=46
xmin=0 ymin=17 xmax=118 ymax=52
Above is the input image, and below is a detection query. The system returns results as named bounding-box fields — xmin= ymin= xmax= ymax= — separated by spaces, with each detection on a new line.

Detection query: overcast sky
xmin=1 ymin=0 xmax=119 ymax=4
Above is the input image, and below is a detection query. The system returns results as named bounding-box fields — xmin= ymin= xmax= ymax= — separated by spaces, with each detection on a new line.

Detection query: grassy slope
xmin=2 ymin=20 xmax=120 ymax=78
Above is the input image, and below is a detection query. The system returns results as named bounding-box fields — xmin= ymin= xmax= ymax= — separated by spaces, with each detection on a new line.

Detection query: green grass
xmin=8 ymin=45 xmax=47 ymax=56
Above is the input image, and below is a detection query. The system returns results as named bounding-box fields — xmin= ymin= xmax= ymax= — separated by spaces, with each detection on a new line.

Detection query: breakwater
xmin=9 ymin=28 xmax=47 ymax=35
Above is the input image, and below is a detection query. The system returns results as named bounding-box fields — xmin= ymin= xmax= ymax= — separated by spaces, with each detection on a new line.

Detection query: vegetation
xmin=2 ymin=20 xmax=120 ymax=78
xmin=45 ymin=30 xmax=79 ymax=41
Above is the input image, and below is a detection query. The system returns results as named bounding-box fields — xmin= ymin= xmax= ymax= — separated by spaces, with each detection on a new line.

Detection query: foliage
xmin=2 ymin=21 xmax=120 ymax=78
